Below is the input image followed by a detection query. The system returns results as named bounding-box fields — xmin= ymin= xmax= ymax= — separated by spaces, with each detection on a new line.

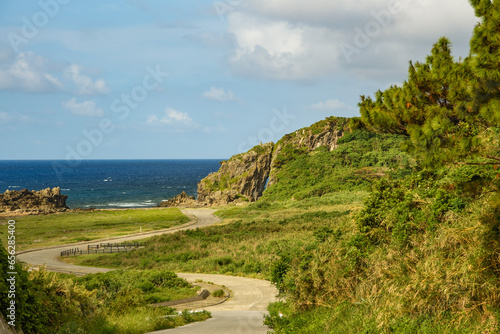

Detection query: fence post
xmin=60 ymin=242 xmax=144 ymax=258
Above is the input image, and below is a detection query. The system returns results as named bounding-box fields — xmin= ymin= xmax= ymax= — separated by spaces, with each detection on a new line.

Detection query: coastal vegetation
xmin=0 ymin=208 xmax=188 ymax=250
xmin=65 ymin=191 xmax=365 ymax=277
xmin=0 ymin=245 xmax=210 ymax=333
xmin=70 ymin=1 xmax=500 ymax=332
xmin=263 ymin=1 xmax=500 ymax=332
xmin=264 ymin=128 xmax=412 ymax=201
xmin=1 ymin=1 xmax=498 ymax=333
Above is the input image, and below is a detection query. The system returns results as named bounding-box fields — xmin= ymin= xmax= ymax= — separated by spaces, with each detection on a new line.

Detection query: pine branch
xmin=454 ymin=162 xmax=499 ymax=165
xmin=486 ymin=156 xmax=500 ymax=162
xmin=453 ymin=155 xmax=500 ymax=165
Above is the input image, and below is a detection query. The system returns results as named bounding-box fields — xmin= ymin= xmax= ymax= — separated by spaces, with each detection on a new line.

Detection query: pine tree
xmin=360 ymin=1 xmax=500 ymax=167
xmin=469 ymin=0 xmax=500 ymax=124
xmin=360 ymin=38 xmax=470 ymax=166
xmin=468 ymin=0 xmax=500 ymax=163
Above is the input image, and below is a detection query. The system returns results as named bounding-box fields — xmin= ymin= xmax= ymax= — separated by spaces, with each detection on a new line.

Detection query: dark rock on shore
xmin=0 ymin=187 xmax=69 ymax=214
xmin=158 ymin=191 xmax=198 ymax=207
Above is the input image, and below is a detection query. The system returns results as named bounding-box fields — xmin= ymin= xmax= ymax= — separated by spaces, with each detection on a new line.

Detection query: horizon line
xmin=0 ymin=158 xmax=227 ymax=161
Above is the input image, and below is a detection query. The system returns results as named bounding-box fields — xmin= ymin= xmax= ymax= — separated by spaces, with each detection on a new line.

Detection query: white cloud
xmin=245 ymin=0 xmax=376 ymax=28
xmin=226 ymin=0 xmax=478 ymax=81
xmin=146 ymin=109 xmax=229 ymax=134
xmin=228 ymin=13 xmax=343 ymax=80
xmin=65 ymin=64 xmax=109 ymax=95
xmin=311 ymin=99 xmax=348 ymax=111
xmin=62 ymin=98 xmax=104 ymax=117
xmin=202 ymin=87 xmax=237 ymax=102
xmin=0 ymin=50 xmax=110 ymax=95
xmin=147 ymin=108 xmax=193 ymax=126
xmin=245 ymin=0 xmax=476 ymax=34
xmin=0 ymin=52 xmax=63 ymax=93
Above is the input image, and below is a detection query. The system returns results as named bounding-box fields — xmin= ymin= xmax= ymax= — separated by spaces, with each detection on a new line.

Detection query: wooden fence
xmin=60 ymin=242 xmax=145 ymax=257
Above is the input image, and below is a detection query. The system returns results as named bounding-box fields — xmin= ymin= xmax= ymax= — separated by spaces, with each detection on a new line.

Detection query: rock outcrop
xmin=157 ymin=191 xmax=197 ymax=207
xmin=275 ymin=117 xmax=345 ymax=153
xmin=197 ymin=142 xmax=274 ymax=205
xmin=0 ymin=187 xmax=69 ymax=214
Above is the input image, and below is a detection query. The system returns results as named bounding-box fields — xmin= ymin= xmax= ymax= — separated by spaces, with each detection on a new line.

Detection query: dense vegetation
xmin=73 ymin=269 xmax=199 ymax=306
xmin=264 ymin=165 xmax=499 ymax=333
xmin=264 ymin=1 xmax=500 ymax=332
xmin=264 ymin=129 xmax=412 ymax=201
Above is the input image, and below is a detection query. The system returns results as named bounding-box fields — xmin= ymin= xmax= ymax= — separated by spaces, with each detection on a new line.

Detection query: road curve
xmin=17 ymin=208 xmax=278 ymax=333
xmin=148 ymin=273 xmax=276 ymax=334
xmin=17 ymin=208 xmax=220 ymax=275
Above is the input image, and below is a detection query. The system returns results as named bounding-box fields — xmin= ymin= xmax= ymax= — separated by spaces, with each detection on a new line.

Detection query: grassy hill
xmin=72 ymin=114 xmax=499 ymax=333
xmin=263 ymin=120 xmax=413 ymax=202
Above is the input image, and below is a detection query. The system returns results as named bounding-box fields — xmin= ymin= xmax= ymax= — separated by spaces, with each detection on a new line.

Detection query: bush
xmin=212 ymin=289 xmax=225 ymax=297
xmin=74 ymin=269 xmax=195 ymax=308
xmin=0 ymin=245 xmax=111 ymax=334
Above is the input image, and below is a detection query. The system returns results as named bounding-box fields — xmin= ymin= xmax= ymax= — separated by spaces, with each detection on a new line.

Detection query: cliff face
xmin=197 ymin=142 xmax=274 ymax=205
xmin=187 ymin=117 xmax=350 ymax=206
xmin=0 ymin=187 xmax=69 ymax=214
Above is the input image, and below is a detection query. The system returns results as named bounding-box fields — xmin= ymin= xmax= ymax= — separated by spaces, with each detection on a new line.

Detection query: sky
xmin=0 ymin=0 xmax=479 ymax=160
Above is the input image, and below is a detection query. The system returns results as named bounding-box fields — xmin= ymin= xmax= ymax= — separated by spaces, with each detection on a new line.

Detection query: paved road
xmin=17 ymin=208 xmax=277 ymax=333
xmin=151 ymin=311 xmax=270 ymax=334
xmin=148 ymin=273 xmax=276 ymax=334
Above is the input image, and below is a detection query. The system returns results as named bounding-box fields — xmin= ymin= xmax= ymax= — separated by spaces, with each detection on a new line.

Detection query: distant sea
xmin=0 ymin=160 xmax=222 ymax=209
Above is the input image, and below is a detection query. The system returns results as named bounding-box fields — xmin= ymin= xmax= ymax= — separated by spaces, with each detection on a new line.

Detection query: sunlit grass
xmin=0 ymin=208 xmax=189 ymax=250
xmin=107 ymin=308 xmax=211 ymax=334
xmin=66 ymin=191 xmax=365 ymax=279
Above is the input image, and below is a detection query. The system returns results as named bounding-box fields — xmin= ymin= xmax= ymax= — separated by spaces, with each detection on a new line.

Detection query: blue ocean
xmin=0 ymin=160 xmax=222 ymax=209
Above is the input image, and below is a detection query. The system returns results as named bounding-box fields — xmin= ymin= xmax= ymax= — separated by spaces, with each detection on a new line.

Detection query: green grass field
xmin=0 ymin=208 xmax=189 ymax=250
xmin=65 ymin=191 xmax=366 ymax=278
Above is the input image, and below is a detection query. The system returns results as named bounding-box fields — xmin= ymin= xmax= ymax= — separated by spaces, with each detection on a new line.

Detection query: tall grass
xmin=269 ymin=168 xmax=500 ymax=332
xmin=101 ymin=307 xmax=211 ymax=334
xmin=265 ymin=301 xmax=491 ymax=334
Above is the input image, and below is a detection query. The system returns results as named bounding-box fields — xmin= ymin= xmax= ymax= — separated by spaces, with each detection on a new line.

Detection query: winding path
xmin=17 ymin=208 xmax=277 ymax=333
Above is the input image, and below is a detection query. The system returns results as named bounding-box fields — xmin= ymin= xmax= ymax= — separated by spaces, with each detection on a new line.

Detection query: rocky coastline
xmin=0 ymin=187 xmax=69 ymax=215
xmin=1 ymin=117 xmax=348 ymax=212
xmin=157 ymin=191 xmax=198 ymax=208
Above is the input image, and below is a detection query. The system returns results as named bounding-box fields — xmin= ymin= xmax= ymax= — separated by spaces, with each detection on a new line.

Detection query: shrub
xmin=212 ymin=289 xmax=225 ymax=297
